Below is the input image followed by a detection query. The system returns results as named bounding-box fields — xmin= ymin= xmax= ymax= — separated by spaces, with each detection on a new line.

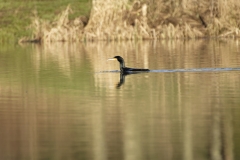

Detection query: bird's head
xmin=108 ymin=56 xmax=124 ymax=64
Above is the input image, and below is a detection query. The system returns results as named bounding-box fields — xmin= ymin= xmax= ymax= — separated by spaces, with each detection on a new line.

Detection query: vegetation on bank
xmin=0 ymin=0 xmax=91 ymax=43
xmin=1 ymin=0 xmax=240 ymax=43
xmin=23 ymin=0 xmax=240 ymax=42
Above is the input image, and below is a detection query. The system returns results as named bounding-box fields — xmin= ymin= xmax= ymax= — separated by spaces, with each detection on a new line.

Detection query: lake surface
xmin=0 ymin=40 xmax=240 ymax=160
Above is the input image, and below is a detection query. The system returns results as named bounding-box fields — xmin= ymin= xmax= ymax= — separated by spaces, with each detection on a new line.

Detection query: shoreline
xmin=1 ymin=0 xmax=240 ymax=43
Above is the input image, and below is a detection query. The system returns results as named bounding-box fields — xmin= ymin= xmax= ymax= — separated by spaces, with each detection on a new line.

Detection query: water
xmin=0 ymin=40 xmax=240 ymax=160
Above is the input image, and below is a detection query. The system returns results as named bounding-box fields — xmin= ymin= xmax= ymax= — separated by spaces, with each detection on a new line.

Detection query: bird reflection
xmin=116 ymin=73 xmax=126 ymax=89
xmin=116 ymin=72 xmax=145 ymax=89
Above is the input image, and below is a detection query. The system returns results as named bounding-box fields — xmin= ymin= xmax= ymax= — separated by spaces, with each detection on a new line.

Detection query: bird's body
xmin=108 ymin=56 xmax=150 ymax=73
xmin=121 ymin=67 xmax=150 ymax=72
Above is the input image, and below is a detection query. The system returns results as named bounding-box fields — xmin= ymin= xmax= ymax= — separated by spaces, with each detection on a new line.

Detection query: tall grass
xmin=22 ymin=5 xmax=86 ymax=42
xmin=146 ymin=0 xmax=240 ymax=38
xmin=23 ymin=0 xmax=240 ymax=42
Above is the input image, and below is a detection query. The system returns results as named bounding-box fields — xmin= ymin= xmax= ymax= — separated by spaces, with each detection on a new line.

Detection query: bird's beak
xmin=107 ymin=58 xmax=117 ymax=61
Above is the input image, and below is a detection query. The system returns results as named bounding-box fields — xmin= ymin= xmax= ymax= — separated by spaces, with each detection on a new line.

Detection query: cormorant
xmin=108 ymin=56 xmax=150 ymax=72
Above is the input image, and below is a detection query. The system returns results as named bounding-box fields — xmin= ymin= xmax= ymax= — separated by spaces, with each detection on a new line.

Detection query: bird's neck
xmin=120 ymin=61 xmax=125 ymax=71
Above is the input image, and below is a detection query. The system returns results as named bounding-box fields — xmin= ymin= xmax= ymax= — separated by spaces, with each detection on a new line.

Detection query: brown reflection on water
xmin=0 ymin=40 xmax=240 ymax=160
xmin=32 ymin=42 xmax=88 ymax=77
xmin=0 ymin=86 xmax=96 ymax=159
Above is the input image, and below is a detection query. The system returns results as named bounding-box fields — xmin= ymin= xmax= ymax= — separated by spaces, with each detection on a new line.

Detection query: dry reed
xmin=20 ymin=5 xmax=85 ymax=42
xmin=20 ymin=0 xmax=240 ymax=43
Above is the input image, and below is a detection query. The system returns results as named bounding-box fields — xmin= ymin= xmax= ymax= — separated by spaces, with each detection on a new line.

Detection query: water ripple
xmin=150 ymin=67 xmax=240 ymax=73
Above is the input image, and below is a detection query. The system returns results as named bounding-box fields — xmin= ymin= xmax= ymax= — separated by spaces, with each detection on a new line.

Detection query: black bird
xmin=108 ymin=56 xmax=150 ymax=72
